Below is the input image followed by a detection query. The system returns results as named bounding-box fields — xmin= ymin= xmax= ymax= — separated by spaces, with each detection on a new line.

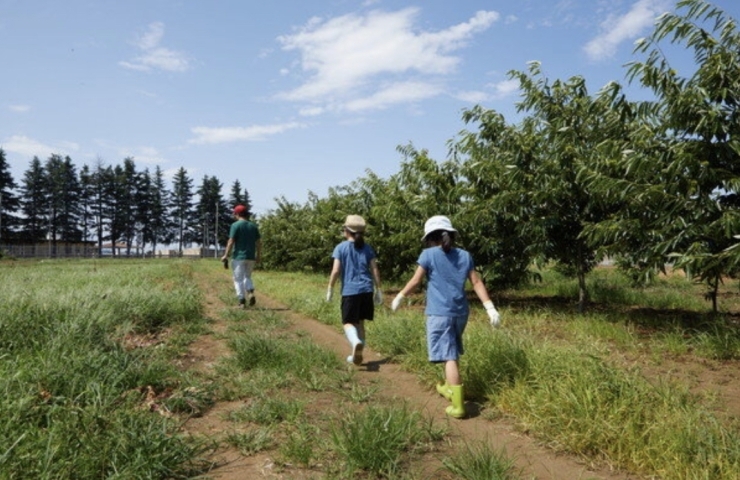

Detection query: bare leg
xmin=445 ymin=360 xmax=461 ymax=386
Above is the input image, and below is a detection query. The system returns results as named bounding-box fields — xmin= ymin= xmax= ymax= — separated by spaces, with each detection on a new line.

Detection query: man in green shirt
xmin=221 ymin=204 xmax=262 ymax=308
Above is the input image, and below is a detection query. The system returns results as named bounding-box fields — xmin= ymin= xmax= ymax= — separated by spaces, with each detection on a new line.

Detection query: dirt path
xmin=184 ymin=276 xmax=640 ymax=480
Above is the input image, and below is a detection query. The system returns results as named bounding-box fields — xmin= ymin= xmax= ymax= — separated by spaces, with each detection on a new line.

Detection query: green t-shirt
xmin=229 ymin=219 xmax=261 ymax=260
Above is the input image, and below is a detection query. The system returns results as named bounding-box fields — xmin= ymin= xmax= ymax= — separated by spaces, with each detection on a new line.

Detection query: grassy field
xmin=0 ymin=259 xmax=216 ymax=478
xmin=2 ymin=258 xmax=739 ymax=479
xmin=257 ymin=265 xmax=740 ymax=479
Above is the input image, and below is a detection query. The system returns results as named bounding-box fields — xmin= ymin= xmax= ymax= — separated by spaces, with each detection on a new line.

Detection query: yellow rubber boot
xmin=444 ymin=385 xmax=465 ymax=419
xmin=436 ymin=382 xmax=452 ymax=401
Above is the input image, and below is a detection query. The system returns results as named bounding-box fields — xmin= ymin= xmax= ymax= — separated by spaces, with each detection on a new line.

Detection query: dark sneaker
xmin=248 ymin=293 xmax=256 ymax=306
xmin=238 ymin=297 xmax=246 ymax=308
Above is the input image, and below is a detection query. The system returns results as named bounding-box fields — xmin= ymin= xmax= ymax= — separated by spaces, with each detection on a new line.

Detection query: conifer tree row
xmin=0 ymin=150 xmax=252 ymax=257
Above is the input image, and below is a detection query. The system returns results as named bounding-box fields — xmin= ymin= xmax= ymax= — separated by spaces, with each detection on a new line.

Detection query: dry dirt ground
xmin=179 ymin=273 xmax=651 ymax=480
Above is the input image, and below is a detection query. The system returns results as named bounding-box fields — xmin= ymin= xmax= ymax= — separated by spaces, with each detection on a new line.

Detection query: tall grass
xmin=257 ymin=268 xmax=740 ymax=478
xmin=441 ymin=440 xmax=519 ymax=480
xmin=0 ymin=259 xmax=211 ymax=479
xmin=330 ymin=403 xmax=443 ymax=478
xmin=497 ymin=345 xmax=740 ymax=478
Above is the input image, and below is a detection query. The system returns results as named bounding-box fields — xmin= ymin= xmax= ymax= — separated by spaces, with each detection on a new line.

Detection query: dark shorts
xmin=341 ymin=292 xmax=374 ymax=324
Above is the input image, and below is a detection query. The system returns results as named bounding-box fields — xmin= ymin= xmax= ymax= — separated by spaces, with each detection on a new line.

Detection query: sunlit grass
xmin=329 ymin=403 xmax=444 ymax=478
xmin=0 ymin=259 xmax=212 ymax=478
xmin=441 ymin=440 xmax=520 ymax=480
xmin=256 ymin=266 xmax=740 ymax=478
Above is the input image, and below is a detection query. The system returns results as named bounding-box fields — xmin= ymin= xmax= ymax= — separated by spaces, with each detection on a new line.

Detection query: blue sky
xmin=2 ymin=0 xmax=739 ymax=215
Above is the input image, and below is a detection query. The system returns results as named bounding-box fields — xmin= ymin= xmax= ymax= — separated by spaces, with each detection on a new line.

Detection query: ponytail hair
xmin=346 ymin=229 xmax=365 ymax=249
xmin=425 ymin=230 xmax=455 ymax=252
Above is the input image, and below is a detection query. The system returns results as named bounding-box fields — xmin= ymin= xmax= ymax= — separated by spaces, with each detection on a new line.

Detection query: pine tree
xmin=170 ymin=167 xmax=196 ymax=254
xmin=19 ymin=156 xmax=47 ymax=242
xmin=43 ymin=155 xmax=82 ymax=246
xmin=0 ymin=148 xmax=20 ymax=241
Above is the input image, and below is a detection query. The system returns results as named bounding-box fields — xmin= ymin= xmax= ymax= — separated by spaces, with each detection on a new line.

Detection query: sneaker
xmin=248 ymin=293 xmax=256 ymax=306
xmin=238 ymin=297 xmax=246 ymax=309
xmin=352 ymin=342 xmax=364 ymax=365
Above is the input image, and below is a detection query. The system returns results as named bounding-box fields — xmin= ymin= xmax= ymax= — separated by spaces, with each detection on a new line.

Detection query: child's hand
xmin=483 ymin=301 xmax=500 ymax=327
xmin=374 ymin=289 xmax=383 ymax=305
xmin=391 ymin=293 xmax=404 ymax=311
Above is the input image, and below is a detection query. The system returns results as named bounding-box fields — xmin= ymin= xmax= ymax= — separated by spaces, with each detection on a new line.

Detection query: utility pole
xmin=214 ymin=202 xmax=219 ymax=258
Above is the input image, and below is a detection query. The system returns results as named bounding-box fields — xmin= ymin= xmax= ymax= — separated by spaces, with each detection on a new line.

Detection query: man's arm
xmin=221 ymin=238 xmax=235 ymax=261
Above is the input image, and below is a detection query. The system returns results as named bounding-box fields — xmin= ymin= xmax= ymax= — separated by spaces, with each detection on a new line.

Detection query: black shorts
xmin=341 ymin=292 xmax=374 ymax=324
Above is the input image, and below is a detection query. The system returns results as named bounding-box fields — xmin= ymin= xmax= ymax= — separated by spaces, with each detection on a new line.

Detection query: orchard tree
xmin=367 ymin=146 xmax=463 ymax=280
xmin=259 ymin=196 xmax=314 ymax=271
xmin=456 ymin=63 xmax=629 ymax=311
xmin=454 ymin=107 xmax=539 ymax=289
xmin=610 ymin=0 xmax=740 ymax=311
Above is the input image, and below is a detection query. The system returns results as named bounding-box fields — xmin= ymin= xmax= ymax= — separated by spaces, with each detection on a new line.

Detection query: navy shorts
xmin=426 ymin=315 xmax=468 ymax=362
xmin=341 ymin=292 xmax=374 ymax=324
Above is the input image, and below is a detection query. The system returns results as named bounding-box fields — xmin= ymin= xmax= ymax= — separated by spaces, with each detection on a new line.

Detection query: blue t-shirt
xmin=418 ymin=246 xmax=474 ymax=316
xmin=332 ymin=241 xmax=376 ymax=296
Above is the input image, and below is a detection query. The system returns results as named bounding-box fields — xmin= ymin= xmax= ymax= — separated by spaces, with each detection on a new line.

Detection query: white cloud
xmin=298 ymin=106 xmax=324 ymax=117
xmin=1 ymin=135 xmax=78 ymax=160
xmin=454 ymin=78 xmax=519 ymax=104
xmin=276 ymin=8 xmax=499 ymax=111
xmin=120 ymin=22 xmax=191 ymax=72
xmin=491 ymin=78 xmax=519 ymax=98
xmin=9 ymin=105 xmax=30 ymax=113
xmin=584 ymin=0 xmax=671 ymax=61
xmin=343 ymin=81 xmax=443 ymax=112
xmin=505 ymin=15 xmax=518 ymax=25
xmin=188 ymin=122 xmax=305 ymax=145
xmin=454 ymin=90 xmax=489 ymax=103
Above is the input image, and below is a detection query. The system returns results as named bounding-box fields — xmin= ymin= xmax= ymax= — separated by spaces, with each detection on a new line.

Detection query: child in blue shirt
xmin=327 ymin=215 xmax=383 ymax=365
xmin=392 ymin=215 xmax=500 ymax=418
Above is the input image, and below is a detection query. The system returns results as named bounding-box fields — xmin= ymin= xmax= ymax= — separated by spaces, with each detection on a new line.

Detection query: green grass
xmin=0 ymin=259 xmax=212 ymax=479
xmin=10 ymin=258 xmax=738 ymax=479
xmin=257 ymin=267 xmax=740 ymax=479
xmin=329 ymin=403 xmax=444 ymax=478
xmin=185 ymin=262 xmax=461 ymax=478
xmin=441 ymin=440 xmax=519 ymax=480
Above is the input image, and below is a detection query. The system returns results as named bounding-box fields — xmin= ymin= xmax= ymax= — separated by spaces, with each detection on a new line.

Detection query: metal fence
xmin=0 ymin=243 xmax=98 ymax=258
xmin=0 ymin=243 xmax=222 ymax=259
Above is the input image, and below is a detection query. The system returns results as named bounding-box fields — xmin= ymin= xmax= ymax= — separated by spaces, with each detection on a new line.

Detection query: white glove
xmin=391 ymin=293 xmax=404 ymax=311
xmin=374 ymin=289 xmax=383 ymax=305
xmin=326 ymin=286 xmax=333 ymax=302
xmin=483 ymin=300 xmax=500 ymax=327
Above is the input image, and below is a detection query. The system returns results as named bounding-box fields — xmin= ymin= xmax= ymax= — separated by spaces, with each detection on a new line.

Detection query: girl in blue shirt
xmin=392 ymin=215 xmax=500 ymax=418
xmin=327 ymin=215 xmax=383 ymax=366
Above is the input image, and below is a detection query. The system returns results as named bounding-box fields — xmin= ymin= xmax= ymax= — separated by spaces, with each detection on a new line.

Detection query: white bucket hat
xmin=422 ymin=215 xmax=457 ymax=240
